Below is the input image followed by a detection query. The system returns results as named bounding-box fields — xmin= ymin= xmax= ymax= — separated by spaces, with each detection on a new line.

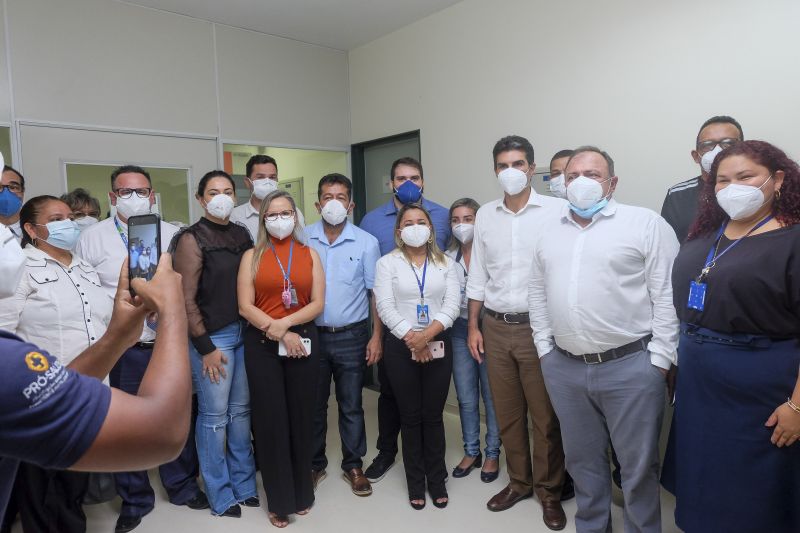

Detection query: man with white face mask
xmin=661 ymin=116 xmax=743 ymax=243
xmin=466 ymin=135 xmax=568 ymax=530
xmin=305 ymin=173 xmax=381 ymax=497
xmin=76 ymin=165 xmax=206 ymax=533
xmin=546 ymin=149 xmax=574 ymax=199
xmin=230 ymin=155 xmax=305 ymax=242
xmin=529 ymin=146 xmax=679 ymax=533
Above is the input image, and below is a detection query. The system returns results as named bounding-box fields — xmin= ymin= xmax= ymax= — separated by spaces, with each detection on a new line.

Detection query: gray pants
xmin=540 ymin=348 xmax=665 ymax=533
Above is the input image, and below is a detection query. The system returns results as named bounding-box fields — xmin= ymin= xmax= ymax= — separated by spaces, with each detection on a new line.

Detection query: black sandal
xmin=429 ymin=485 xmax=449 ymax=509
xmin=409 ymin=496 xmax=426 ymax=510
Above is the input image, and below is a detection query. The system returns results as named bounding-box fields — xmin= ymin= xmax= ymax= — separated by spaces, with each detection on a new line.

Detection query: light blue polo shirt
xmin=306 ymin=220 xmax=381 ymax=328
xmin=359 ymin=197 xmax=451 ymax=256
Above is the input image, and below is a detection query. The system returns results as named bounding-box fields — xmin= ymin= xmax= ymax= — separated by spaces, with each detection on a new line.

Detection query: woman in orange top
xmin=238 ymin=190 xmax=325 ymax=529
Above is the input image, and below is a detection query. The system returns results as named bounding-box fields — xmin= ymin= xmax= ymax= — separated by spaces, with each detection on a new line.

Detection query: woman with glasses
xmin=0 ymin=195 xmax=111 ymax=533
xmin=444 ymin=198 xmax=501 ymax=482
xmin=663 ymin=140 xmax=800 ymax=533
xmin=171 ymin=170 xmax=258 ymax=519
xmin=374 ymin=203 xmax=460 ymax=509
xmin=61 ymin=187 xmax=102 ymax=230
xmin=237 ymin=190 xmax=325 ymax=528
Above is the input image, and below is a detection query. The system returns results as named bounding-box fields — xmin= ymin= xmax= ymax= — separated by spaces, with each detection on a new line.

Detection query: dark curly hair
xmin=687 ymin=140 xmax=800 ymax=240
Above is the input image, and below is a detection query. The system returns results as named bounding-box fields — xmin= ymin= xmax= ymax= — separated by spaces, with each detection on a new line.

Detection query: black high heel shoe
xmin=409 ymin=496 xmax=426 ymax=510
xmin=429 ymin=487 xmax=449 ymax=509
xmin=451 ymin=452 xmax=482 ymax=478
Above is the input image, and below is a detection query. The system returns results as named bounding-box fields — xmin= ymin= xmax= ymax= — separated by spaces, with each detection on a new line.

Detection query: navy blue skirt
xmin=662 ymin=326 xmax=800 ymax=533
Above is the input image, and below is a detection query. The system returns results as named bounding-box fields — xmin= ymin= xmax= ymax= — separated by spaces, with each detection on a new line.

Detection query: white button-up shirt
xmin=75 ymin=216 xmax=179 ymax=342
xmin=374 ymin=249 xmax=461 ymax=339
xmin=230 ymin=199 xmax=306 ymax=243
xmin=0 ymin=246 xmax=113 ymax=366
xmin=444 ymin=247 xmax=469 ymax=320
xmin=466 ymin=189 xmax=567 ymax=313
xmin=528 ymin=199 xmax=680 ymax=369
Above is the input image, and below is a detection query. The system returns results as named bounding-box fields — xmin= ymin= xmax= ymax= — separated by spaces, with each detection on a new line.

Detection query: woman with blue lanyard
xmin=374 ymin=203 xmax=460 ymax=509
xmin=237 ymin=190 xmax=325 ymax=529
xmin=444 ymin=198 xmax=502 ymax=482
xmin=663 ymin=140 xmax=800 ymax=533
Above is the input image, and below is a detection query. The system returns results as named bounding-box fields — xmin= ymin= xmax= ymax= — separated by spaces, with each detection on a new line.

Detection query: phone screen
xmin=127 ymin=214 xmax=161 ymax=282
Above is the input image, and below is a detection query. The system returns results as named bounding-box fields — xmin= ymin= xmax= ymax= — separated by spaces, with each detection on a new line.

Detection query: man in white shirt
xmin=230 ymin=154 xmax=305 ymax=242
xmin=0 ymin=165 xmax=26 ymax=241
xmin=76 ymin=165 xmax=206 ymax=533
xmin=466 ymin=135 xmax=567 ymax=531
xmin=528 ymin=146 xmax=679 ymax=533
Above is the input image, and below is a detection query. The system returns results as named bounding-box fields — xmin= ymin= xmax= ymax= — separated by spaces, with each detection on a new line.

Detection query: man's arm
xmin=528 ymin=245 xmax=554 ymax=356
xmin=70 ymin=254 xmax=191 ymax=471
xmin=466 ymin=212 xmax=488 ymax=362
xmin=643 ymin=216 xmax=681 ymax=371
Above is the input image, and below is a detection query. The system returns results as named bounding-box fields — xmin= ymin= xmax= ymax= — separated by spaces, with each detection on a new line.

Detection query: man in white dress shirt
xmin=466 ymin=135 xmax=568 ymax=531
xmin=528 ymin=146 xmax=679 ymax=533
xmin=76 ymin=165 xmax=206 ymax=533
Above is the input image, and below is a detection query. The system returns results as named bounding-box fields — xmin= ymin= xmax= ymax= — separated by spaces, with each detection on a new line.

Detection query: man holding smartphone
xmin=76 ymin=165 xmax=206 ymax=533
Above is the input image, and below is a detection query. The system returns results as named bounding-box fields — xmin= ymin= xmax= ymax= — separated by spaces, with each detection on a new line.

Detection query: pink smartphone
xmin=427 ymin=340 xmax=445 ymax=359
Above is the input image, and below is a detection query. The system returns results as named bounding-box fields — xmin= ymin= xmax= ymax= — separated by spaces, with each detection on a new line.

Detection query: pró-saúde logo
xmin=25 ymin=352 xmax=50 ymax=372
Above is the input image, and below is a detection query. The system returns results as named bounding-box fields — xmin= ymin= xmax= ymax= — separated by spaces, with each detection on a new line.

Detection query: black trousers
xmin=382 ymin=332 xmax=452 ymax=498
xmin=375 ymin=358 xmax=402 ymax=458
xmin=244 ymin=324 xmax=319 ymax=516
xmin=14 ymin=463 xmax=89 ymax=533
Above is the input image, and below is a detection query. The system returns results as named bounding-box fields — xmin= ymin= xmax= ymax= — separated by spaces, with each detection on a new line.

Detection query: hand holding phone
xmin=278 ymin=336 xmax=312 ymax=357
xmin=127 ymin=214 xmax=161 ymax=285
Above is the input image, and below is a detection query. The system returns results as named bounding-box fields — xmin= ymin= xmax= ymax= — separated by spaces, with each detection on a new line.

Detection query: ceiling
xmin=121 ymin=0 xmax=462 ymax=51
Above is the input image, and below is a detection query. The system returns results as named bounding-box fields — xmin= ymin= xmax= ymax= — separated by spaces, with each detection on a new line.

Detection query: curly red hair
xmin=687 ymin=140 xmax=800 ymax=240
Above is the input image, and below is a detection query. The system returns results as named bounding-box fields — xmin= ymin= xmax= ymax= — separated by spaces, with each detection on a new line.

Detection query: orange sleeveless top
xmin=254 ymin=237 xmax=314 ymax=319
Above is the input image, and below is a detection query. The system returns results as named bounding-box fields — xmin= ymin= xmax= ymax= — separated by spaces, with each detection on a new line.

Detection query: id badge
xmin=290 ymin=287 xmax=298 ymax=306
xmin=687 ymin=280 xmax=706 ymax=311
xmin=416 ymin=304 xmax=430 ymax=325
xmin=460 ymin=287 xmax=467 ymax=308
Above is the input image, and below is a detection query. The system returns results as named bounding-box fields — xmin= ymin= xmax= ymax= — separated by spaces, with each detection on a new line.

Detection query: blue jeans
xmin=312 ymin=324 xmax=369 ymax=472
xmin=451 ymin=317 xmax=501 ymax=459
xmin=189 ymin=321 xmax=257 ymax=515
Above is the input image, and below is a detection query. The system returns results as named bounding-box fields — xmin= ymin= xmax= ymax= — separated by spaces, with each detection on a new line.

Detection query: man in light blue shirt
xmin=358 ymin=156 xmax=450 ymax=482
xmin=307 ymin=173 xmax=382 ymax=497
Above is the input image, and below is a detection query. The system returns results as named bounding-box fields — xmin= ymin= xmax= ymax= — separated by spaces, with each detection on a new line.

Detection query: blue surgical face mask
xmin=37 ymin=219 xmax=81 ymax=250
xmin=0 ymin=187 xmax=22 ymax=217
xmin=569 ymin=198 xmax=609 ymax=219
xmin=394 ymin=180 xmax=423 ymax=205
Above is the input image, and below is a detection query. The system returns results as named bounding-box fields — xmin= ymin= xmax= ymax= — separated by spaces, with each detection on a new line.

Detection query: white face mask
xmin=400 ymin=224 xmax=431 ymax=248
xmin=264 ymin=217 xmax=295 ymax=240
xmin=451 ymin=223 xmax=474 ymax=244
xmin=320 ymin=199 xmax=348 ymax=226
xmin=0 ymin=225 xmax=25 ymax=298
xmin=205 ymin=194 xmax=235 ymax=220
xmin=715 ymin=175 xmax=773 ymax=220
xmin=75 ymin=216 xmax=98 ymax=229
xmin=548 ymin=174 xmax=567 ymax=199
xmin=497 ymin=167 xmax=529 ymax=196
xmin=566 ymin=176 xmax=609 ymax=209
xmin=251 ymin=178 xmax=278 ymax=200
xmin=700 ymin=144 xmax=724 ymax=174
xmin=115 ymin=194 xmax=151 ymax=219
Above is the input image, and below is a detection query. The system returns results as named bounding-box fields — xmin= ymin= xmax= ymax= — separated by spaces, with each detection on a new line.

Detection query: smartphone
xmin=412 ymin=340 xmax=446 ymax=360
xmin=127 ymin=214 xmax=161 ymax=283
xmin=278 ymin=337 xmax=312 ymax=356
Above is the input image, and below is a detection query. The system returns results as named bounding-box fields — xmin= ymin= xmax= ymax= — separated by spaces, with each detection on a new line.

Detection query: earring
xmin=776 ymin=188 xmax=782 ymax=200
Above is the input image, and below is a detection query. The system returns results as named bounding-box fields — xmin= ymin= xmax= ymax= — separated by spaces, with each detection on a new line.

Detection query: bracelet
xmin=787 ymin=398 xmax=800 ymax=414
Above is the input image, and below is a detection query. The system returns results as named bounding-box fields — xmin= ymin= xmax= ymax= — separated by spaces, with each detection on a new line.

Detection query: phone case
xmin=428 ymin=340 xmax=445 ymax=359
xmin=278 ymin=337 xmax=312 ymax=356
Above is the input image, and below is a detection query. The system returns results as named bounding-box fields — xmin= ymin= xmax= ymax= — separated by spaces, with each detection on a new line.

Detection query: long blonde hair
xmin=394 ymin=203 xmax=446 ymax=266
xmin=251 ymin=190 xmax=305 ymax=278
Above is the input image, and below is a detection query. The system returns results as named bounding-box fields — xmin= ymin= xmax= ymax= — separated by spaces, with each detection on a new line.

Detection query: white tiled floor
xmin=12 ymin=389 xmax=681 ymax=532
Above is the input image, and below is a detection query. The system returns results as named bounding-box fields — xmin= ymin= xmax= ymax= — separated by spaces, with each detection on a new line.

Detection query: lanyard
xmin=455 ymin=248 xmax=468 ymax=280
xmin=271 ymin=239 xmax=294 ymax=288
xmin=409 ymin=256 xmax=428 ymax=304
xmin=113 ymin=217 xmax=128 ymax=247
xmin=698 ymin=215 xmax=773 ymax=282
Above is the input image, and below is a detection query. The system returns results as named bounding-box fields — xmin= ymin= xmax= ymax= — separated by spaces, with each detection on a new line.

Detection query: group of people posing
xmin=0 ymin=114 xmax=798 ymax=533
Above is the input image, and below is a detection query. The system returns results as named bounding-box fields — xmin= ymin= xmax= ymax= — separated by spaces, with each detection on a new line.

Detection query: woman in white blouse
xmin=374 ymin=203 xmax=460 ymax=510
xmin=0 ymin=195 xmax=112 ymax=533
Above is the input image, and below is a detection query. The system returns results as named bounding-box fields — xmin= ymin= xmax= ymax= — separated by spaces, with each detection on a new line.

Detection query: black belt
xmin=484 ymin=308 xmax=529 ymax=324
xmin=319 ymin=319 xmax=369 ymax=334
xmin=135 ymin=341 xmax=155 ymax=349
xmin=558 ymin=335 xmax=652 ymax=364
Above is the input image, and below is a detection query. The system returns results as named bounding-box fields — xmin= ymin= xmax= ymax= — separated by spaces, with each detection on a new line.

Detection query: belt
xmin=319 ymin=319 xmax=369 ymax=334
xmin=558 ymin=334 xmax=652 ymax=364
xmin=484 ymin=308 xmax=529 ymax=324
xmin=135 ymin=341 xmax=155 ymax=349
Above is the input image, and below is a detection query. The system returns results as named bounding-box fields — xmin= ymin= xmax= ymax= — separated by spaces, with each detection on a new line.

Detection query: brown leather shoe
xmin=343 ymin=468 xmax=372 ymax=496
xmin=541 ymin=499 xmax=567 ymax=531
xmin=486 ymin=485 xmax=532 ymax=512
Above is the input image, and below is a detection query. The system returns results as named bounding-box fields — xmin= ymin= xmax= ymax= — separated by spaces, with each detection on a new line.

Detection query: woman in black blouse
xmin=663 ymin=141 xmax=800 ymax=533
xmin=171 ymin=171 xmax=258 ymax=518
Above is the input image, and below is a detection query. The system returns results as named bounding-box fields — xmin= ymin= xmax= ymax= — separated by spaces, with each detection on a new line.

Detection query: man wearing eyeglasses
xmin=660 ymin=116 xmax=743 ymax=243
xmin=76 ymin=165 xmax=207 ymax=533
xmin=0 ymin=165 xmax=26 ymax=242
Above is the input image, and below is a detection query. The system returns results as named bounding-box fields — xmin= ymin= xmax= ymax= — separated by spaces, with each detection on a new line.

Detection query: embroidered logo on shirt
xmin=24 ymin=352 xmax=49 ymax=372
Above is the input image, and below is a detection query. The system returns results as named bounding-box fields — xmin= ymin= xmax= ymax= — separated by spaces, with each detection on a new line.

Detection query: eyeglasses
xmin=0 ymin=183 xmax=23 ymax=194
xmin=73 ymin=212 xmax=100 ymax=219
xmin=696 ymin=138 xmax=738 ymax=154
xmin=264 ymin=210 xmax=295 ymax=222
xmin=114 ymin=187 xmax=152 ymax=199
